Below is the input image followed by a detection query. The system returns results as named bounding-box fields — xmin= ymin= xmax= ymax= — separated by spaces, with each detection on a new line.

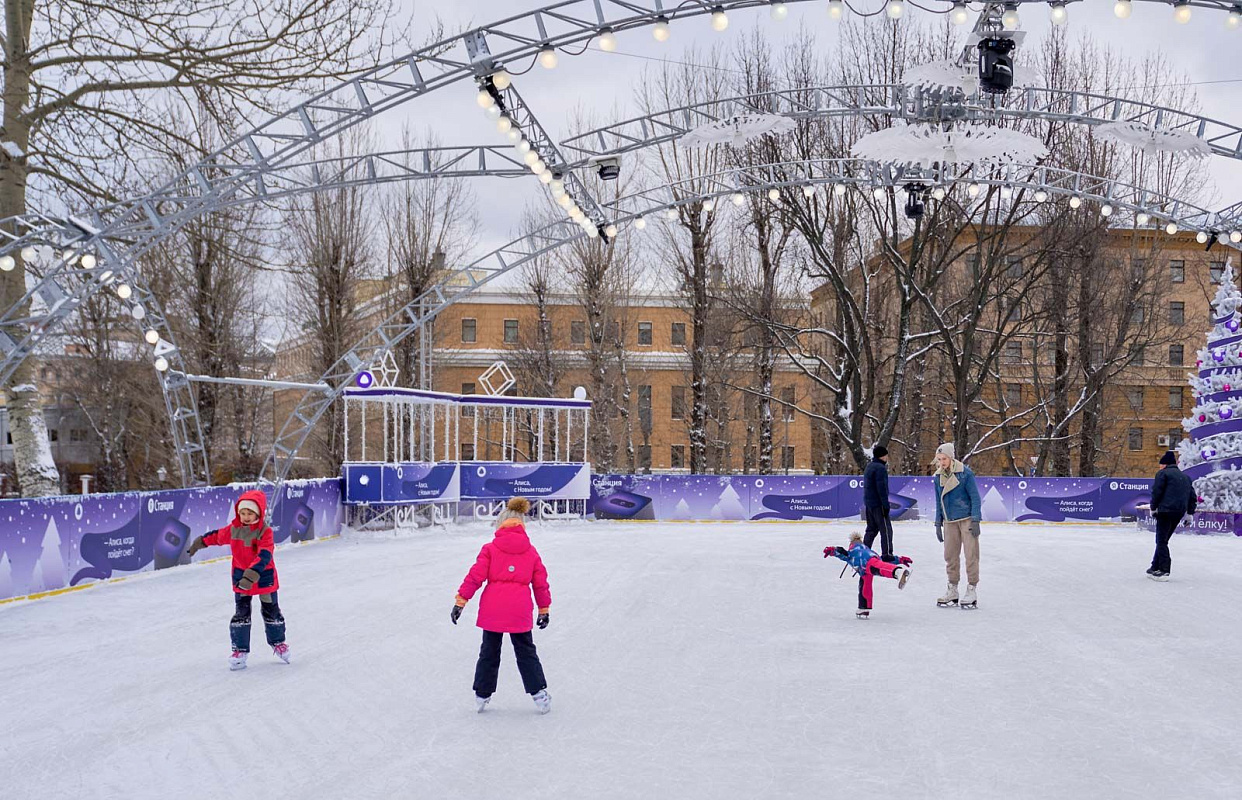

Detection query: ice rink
xmin=3 ymin=519 xmax=1241 ymax=799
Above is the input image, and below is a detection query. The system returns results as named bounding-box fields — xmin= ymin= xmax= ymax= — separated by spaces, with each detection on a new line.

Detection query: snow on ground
xmin=3 ymin=520 xmax=1241 ymax=800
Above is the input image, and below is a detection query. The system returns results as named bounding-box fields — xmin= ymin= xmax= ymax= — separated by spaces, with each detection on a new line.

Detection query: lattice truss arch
xmin=3 ymin=0 xmax=1242 ymax=488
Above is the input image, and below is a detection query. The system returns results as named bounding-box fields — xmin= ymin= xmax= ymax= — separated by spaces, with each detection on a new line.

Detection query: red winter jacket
xmin=202 ymin=489 xmax=279 ymax=596
xmin=457 ymin=518 xmax=551 ymax=633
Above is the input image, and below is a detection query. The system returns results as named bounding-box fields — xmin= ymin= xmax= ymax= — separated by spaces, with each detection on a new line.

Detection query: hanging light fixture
xmin=1196 ymin=230 xmax=1210 ymax=244
xmin=0 ymin=255 xmax=14 ymax=272
xmin=803 ymin=185 xmax=816 ymax=197
xmin=1230 ymin=231 xmax=1242 ymax=243
xmin=80 ymin=253 xmax=97 ymax=269
xmin=1173 ymin=1 xmax=1192 ymax=24
xmin=666 ymin=207 xmax=678 ymax=220
xmin=131 ymin=306 xmax=146 ymax=321
xmin=605 ymin=224 xmax=619 ymax=239
xmin=635 ymin=216 xmax=647 ymax=230
xmin=497 ymin=115 xmax=513 ymax=134
xmin=967 ymin=182 xmax=982 ymax=198
xmin=1001 ymin=4 xmax=1021 ymax=29
xmin=598 ymin=28 xmax=618 ymax=51
xmin=931 ymin=186 xmax=947 ymax=201
xmin=1136 ymin=212 xmax=1151 ymax=226
xmin=653 ymin=17 xmax=671 ymax=41
xmin=872 ymin=186 xmax=887 ymax=200
xmin=116 ymin=284 xmax=133 ymax=299
xmin=1034 ymin=189 xmax=1048 ymax=203
xmin=491 ymin=70 xmax=512 ymax=90
xmin=1049 ymin=2 xmax=1068 ymax=25
xmin=1069 ymin=196 xmax=1083 ymax=209
xmin=886 ymin=0 xmax=905 ymax=20
xmin=1114 ymin=0 xmax=1132 ymax=18
xmin=770 ymin=2 xmax=789 ymax=21
xmin=476 ymin=90 xmax=495 ymax=109
xmin=1101 ymin=203 xmax=1114 ymax=217
xmin=155 ymin=357 xmax=169 ymax=372
xmin=1229 ymin=8 xmax=1242 ymax=29
xmin=768 ymin=188 xmax=782 ymax=201
xmin=828 ymin=0 xmax=845 ymax=21
xmin=145 ymin=329 xmax=161 ymax=345
xmin=538 ymin=46 xmax=559 ymax=69
xmin=703 ymin=198 xmax=716 ymax=212
xmin=951 ymin=2 xmax=970 ymax=25
xmin=710 ymin=6 xmax=730 ymax=31
xmin=1166 ymin=222 xmax=1179 ymax=235
xmin=732 ymin=192 xmax=746 ymax=206
xmin=834 ymin=183 xmax=847 ymax=197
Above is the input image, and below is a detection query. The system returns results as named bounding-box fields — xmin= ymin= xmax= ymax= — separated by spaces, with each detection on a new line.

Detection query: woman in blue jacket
xmin=932 ymin=443 xmax=982 ymax=609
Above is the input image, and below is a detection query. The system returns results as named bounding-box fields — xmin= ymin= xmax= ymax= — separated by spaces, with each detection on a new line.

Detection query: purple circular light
xmin=1202 ymin=447 xmax=1217 ymax=460
xmin=355 ymin=370 xmax=375 ymax=389
xmin=1222 ymin=406 xmax=1234 ymax=420
xmin=1229 ymin=319 xmax=1239 ymax=332
xmin=1214 ymin=350 xmax=1226 ymax=362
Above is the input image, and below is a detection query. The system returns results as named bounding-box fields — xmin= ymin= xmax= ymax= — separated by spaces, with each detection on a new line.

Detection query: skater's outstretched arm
xmin=187 ymin=525 xmax=229 ymax=555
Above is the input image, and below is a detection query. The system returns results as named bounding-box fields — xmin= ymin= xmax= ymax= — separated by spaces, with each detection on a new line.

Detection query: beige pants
xmin=943 ymin=518 xmax=980 ymax=586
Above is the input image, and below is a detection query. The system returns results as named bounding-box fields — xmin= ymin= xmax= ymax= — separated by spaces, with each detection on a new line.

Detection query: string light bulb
xmin=1034 ymin=189 xmax=1048 ymax=203
xmin=1101 ymin=203 xmax=1114 ymax=217
xmin=828 ymin=0 xmax=845 ymax=21
xmin=886 ymin=0 xmax=905 ymax=20
xmin=931 ymin=186 xmax=947 ymax=201
xmin=967 ymin=182 xmax=981 ymax=198
xmin=635 ymin=216 xmax=647 ymax=230
xmin=145 ymin=329 xmax=160 ymax=345
xmin=1196 ymin=230 xmax=1210 ymax=244
xmin=653 ymin=17 xmax=671 ymax=41
xmin=155 ymin=357 xmax=169 ymax=372
xmin=1049 ymin=2 xmax=1068 ymax=25
xmin=497 ymin=115 xmax=513 ymax=134
xmin=476 ymin=90 xmax=495 ymax=109
xmin=80 ymin=253 xmax=97 ymax=269
xmin=1001 ymin=5 xmax=1020 ymax=29
xmin=1229 ymin=8 xmax=1242 ymax=29
xmin=491 ymin=70 xmax=512 ymax=90
xmin=1166 ymin=222 xmax=1179 ymax=235
xmin=834 ymin=183 xmax=847 ymax=197
xmin=951 ymin=2 xmax=970 ymax=25
xmin=1069 ymin=196 xmax=1082 ymax=209
xmin=0 ymin=255 xmax=14 ymax=272
xmin=770 ymin=2 xmax=789 ymax=21
xmin=768 ymin=188 xmax=781 ymax=201
xmin=538 ymin=46 xmax=559 ymax=69
xmin=598 ymin=29 xmax=618 ymax=51
xmin=1114 ymin=0 xmax=1132 ymax=18
xmin=732 ymin=192 xmax=746 ymax=206
xmin=1173 ymin=2 xmax=1191 ymax=24
xmin=1136 ymin=212 xmax=1150 ymax=226
xmin=710 ymin=7 xmax=729 ymax=31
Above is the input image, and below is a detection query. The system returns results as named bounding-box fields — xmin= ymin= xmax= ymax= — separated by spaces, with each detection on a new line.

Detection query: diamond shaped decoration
xmin=373 ymin=350 xmax=400 ymax=388
xmin=478 ymin=361 xmax=516 ymax=396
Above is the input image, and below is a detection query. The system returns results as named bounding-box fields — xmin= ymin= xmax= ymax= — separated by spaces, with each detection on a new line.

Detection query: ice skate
xmin=1148 ymin=571 xmax=1170 ymax=582
xmin=937 ymin=583 xmax=959 ymax=607
xmin=272 ymin=643 xmax=291 ymax=664
xmin=532 ymin=689 xmax=552 ymax=715
xmin=228 ymin=650 xmax=248 ymax=671
xmin=897 ymin=566 xmax=911 ymax=590
xmin=475 ymin=695 xmax=491 ymax=713
xmin=960 ymin=584 xmax=978 ymax=609
xmin=856 ymin=608 xmax=870 ymax=619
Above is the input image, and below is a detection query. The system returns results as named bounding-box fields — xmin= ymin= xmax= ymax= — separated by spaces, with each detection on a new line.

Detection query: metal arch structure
xmin=260 ymin=156 xmax=1242 ymax=490
xmin=3 ymin=0 xmax=1242 ymax=489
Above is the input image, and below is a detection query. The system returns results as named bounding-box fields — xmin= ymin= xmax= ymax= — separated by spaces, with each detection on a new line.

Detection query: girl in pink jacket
xmin=452 ymin=497 xmax=553 ymax=714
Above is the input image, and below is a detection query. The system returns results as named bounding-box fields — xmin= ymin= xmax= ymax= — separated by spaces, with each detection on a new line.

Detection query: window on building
xmin=672 ymin=386 xmax=687 ymax=420
xmin=1168 ymin=428 xmax=1183 ymax=447
xmin=1169 ymin=301 xmax=1185 ymax=325
xmin=781 ymin=446 xmax=795 ymax=471
xmin=4 ymin=431 xmax=10 ymax=445
xmin=1211 ymin=261 xmax=1226 ymax=284
xmin=1130 ymin=345 xmax=1146 ymax=366
xmin=1094 ymin=429 xmax=1103 ymax=451
xmin=1131 ymin=306 xmax=1145 ymax=325
xmin=1128 ymin=427 xmax=1144 ymax=451
xmin=607 ymin=320 xmax=621 ymax=344
xmin=1091 ymin=344 xmax=1105 ymax=365
xmin=1006 ymin=256 xmax=1024 ymax=280
xmin=1131 ymin=258 xmax=1146 ymax=283
xmin=781 ymin=386 xmax=796 ymax=421
xmin=1004 ymin=384 xmax=1022 ymax=407
xmin=460 ymin=318 xmax=477 ymax=343
xmin=1169 ymin=260 xmax=1185 ymax=283
xmin=1002 ymin=340 xmax=1023 ymax=364
xmin=48 ymin=429 xmax=58 ymax=442
xmin=670 ymin=444 xmax=686 ymax=470
xmin=671 ymin=322 xmax=686 ymax=346
xmin=571 ymin=320 xmax=586 ymax=345
xmin=638 ymin=321 xmax=653 ymax=346
xmin=744 ymin=393 xmax=758 ymax=420
xmin=503 ymin=319 xmax=519 ymax=344
xmin=70 ymin=429 xmax=87 ymax=443
xmin=637 ymin=445 xmax=652 ymax=473
xmin=1169 ymin=387 xmax=1184 ymax=409
xmin=638 ymin=385 xmax=652 ymax=429
xmin=1169 ymin=344 xmax=1184 ymax=366
xmin=461 ymin=443 xmax=475 ymax=460
xmin=461 ymin=382 xmax=475 ymax=417
xmin=1127 ymin=387 xmax=1144 ymax=410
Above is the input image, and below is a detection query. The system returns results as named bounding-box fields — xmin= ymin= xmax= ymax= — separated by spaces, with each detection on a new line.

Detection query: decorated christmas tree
xmin=1177 ymin=260 xmax=1242 ymax=512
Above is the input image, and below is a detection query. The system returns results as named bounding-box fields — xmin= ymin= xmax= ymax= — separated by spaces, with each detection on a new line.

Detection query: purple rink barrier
xmin=0 ymin=479 xmax=344 ymax=603
xmin=1135 ymin=508 xmax=1242 ymax=537
xmin=589 ymin=474 xmax=1160 ymax=524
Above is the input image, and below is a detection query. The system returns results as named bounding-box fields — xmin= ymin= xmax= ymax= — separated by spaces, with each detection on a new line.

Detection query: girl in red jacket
xmin=187 ymin=489 xmax=290 ymax=670
xmin=452 ymin=497 xmax=552 ymax=714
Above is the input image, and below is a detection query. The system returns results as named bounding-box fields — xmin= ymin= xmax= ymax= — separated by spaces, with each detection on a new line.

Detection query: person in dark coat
xmin=862 ymin=445 xmax=894 ymax=561
xmin=1148 ymin=450 xmax=1197 ymax=581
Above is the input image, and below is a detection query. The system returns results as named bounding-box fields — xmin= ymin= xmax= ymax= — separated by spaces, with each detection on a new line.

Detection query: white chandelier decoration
xmin=681 ymin=113 xmax=797 ymax=149
xmin=1096 ymin=120 xmax=1212 ymax=158
xmin=901 ymin=60 xmax=981 ymax=95
xmin=850 ymin=123 xmax=1048 ymax=169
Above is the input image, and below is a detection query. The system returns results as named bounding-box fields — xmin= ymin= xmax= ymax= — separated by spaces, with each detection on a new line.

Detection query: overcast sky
xmin=381 ymin=0 xmax=1242 ymax=257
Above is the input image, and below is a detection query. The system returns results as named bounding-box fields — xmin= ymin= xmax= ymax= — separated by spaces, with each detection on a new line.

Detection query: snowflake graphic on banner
xmin=1177 ymin=260 xmax=1242 ymax=512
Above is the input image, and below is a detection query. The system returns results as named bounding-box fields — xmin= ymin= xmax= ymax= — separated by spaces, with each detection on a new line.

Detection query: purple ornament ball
xmin=1222 ymin=406 xmax=1235 ymax=420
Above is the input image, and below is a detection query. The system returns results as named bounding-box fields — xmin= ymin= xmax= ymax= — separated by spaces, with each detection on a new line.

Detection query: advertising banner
xmin=383 ymin=463 xmax=460 ymax=504
xmin=460 ymin=462 xmax=591 ymax=501
xmin=0 ymin=478 xmax=344 ymax=603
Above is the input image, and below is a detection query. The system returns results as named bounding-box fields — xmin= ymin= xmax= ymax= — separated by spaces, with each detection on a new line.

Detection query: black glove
xmin=186 ymin=536 xmax=206 ymax=556
xmin=451 ymin=605 xmax=463 ymax=625
xmin=236 ymin=568 xmax=260 ymax=592
xmin=537 ymin=612 xmax=550 ymax=630
xmin=970 ymin=519 xmax=981 ymax=538
xmin=935 ymin=522 xmax=944 ymax=543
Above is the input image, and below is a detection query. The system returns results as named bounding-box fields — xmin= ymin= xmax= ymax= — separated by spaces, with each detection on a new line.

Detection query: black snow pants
xmin=1151 ymin=512 xmax=1183 ymax=574
xmin=473 ymin=630 xmax=547 ymax=698
xmin=230 ymin=591 xmax=286 ymax=653
xmin=863 ymin=506 xmax=895 ymax=560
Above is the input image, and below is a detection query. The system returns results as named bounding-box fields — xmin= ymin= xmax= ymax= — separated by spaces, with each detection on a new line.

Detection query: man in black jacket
xmin=863 ymin=445 xmax=894 ymax=561
xmin=1148 ymin=450 xmax=1197 ymax=581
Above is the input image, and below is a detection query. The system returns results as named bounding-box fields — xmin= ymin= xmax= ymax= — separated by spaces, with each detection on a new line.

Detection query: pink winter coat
xmin=457 ymin=519 xmax=552 ymax=634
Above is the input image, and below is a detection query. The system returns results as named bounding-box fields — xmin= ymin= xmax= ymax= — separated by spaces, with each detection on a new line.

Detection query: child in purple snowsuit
xmin=825 ymin=531 xmax=913 ymax=618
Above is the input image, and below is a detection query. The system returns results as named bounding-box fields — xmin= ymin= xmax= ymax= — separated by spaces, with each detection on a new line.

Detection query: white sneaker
xmin=961 ymin=584 xmax=978 ymax=609
xmin=475 ymin=695 xmax=491 ymax=713
xmin=228 ymin=650 xmax=248 ymax=671
xmin=532 ymin=689 xmax=551 ymax=715
xmin=937 ymin=583 xmax=959 ymax=607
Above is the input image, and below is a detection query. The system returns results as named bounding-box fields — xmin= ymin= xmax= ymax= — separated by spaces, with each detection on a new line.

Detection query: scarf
xmin=936 ymin=459 xmax=966 ymax=498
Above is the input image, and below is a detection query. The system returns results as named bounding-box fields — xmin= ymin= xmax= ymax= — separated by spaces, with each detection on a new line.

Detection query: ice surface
xmin=2 ymin=520 xmax=1241 ymax=799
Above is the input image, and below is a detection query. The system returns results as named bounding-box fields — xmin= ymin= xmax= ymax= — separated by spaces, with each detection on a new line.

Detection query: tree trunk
xmin=2 ymin=1 xmax=60 ymax=496
xmin=688 ymin=228 xmax=710 ymax=474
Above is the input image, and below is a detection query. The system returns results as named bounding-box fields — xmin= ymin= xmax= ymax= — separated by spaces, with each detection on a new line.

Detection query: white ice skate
xmin=272 ymin=643 xmax=291 ymax=664
xmin=937 ymin=583 xmax=959 ymax=608
xmin=856 ymin=609 xmax=870 ymax=619
xmin=228 ymin=650 xmax=248 ymax=671
xmin=532 ymin=689 xmax=552 ymax=715
xmin=960 ymin=584 xmax=978 ymax=609
xmin=475 ymin=695 xmax=491 ymax=713
xmin=897 ymin=566 xmax=911 ymax=590
xmin=1148 ymin=571 xmax=1170 ymax=583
